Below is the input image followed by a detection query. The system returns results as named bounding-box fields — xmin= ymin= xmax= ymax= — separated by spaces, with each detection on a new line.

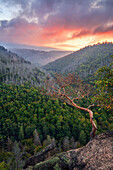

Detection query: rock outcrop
xmin=23 ymin=142 xmax=56 ymax=169
xmin=25 ymin=131 xmax=113 ymax=170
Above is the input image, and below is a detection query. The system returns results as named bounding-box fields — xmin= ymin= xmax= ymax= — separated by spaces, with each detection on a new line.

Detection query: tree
xmin=11 ymin=141 xmax=25 ymax=170
xmin=79 ymin=130 xmax=86 ymax=145
xmin=19 ymin=125 xmax=24 ymax=141
xmin=43 ymin=73 xmax=97 ymax=139
xmin=33 ymin=129 xmax=41 ymax=146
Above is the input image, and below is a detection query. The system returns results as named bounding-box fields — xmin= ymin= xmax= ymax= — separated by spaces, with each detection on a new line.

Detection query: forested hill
xmin=44 ymin=42 xmax=113 ymax=78
xmin=11 ymin=48 xmax=72 ymax=66
xmin=0 ymin=46 xmax=46 ymax=86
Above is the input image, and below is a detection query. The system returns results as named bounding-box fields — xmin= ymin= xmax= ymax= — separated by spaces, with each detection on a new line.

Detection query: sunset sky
xmin=0 ymin=0 xmax=113 ymax=51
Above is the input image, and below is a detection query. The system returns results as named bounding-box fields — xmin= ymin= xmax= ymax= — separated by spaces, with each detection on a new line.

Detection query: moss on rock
xmin=34 ymin=156 xmax=60 ymax=170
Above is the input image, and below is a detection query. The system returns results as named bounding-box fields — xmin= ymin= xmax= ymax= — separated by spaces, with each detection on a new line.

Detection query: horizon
xmin=0 ymin=0 xmax=113 ymax=51
xmin=0 ymin=41 xmax=113 ymax=52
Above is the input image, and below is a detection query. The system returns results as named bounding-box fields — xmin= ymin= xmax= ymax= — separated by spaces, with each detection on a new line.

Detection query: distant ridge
xmin=0 ymin=42 xmax=59 ymax=51
xmin=0 ymin=45 xmax=46 ymax=86
xmin=11 ymin=48 xmax=72 ymax=66
xmin=44 ymin=42 xmax=113 ymax=80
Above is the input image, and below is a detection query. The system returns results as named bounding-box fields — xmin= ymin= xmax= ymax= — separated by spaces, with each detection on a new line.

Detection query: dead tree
xmin=43 ymin=73 xmax=97 ymax=139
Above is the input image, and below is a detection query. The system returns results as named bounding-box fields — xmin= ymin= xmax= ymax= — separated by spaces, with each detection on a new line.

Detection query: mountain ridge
xmin=44 ymin=42 xmax=113 ymax=80
xmin=0 ymin=46 xmax=46 ymax=86
xmin=11 ymin=48 xmax=72 ymax=66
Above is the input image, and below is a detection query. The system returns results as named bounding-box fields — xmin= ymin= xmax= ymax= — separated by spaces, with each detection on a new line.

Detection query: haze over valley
xmin=11 ymin=48 xmax=72 ymax=66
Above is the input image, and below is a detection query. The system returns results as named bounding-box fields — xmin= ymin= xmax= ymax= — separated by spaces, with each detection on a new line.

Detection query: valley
xmin=11 ymin=48 xmax=72 ymax=66
xmin=0 ymin=42 xmax=113 ymax=169
xmin=44 ymin=42 xmax=113 ymax=81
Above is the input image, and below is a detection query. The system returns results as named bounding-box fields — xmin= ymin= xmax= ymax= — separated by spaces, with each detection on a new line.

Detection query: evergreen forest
xmin=0 ymin=44 xmax=113 ymax=169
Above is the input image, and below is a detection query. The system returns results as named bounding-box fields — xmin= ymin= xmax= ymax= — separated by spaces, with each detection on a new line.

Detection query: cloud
xmin=71 ymin=30 xmax=92 ymax=39
xmin=94 ymin=24 xmax=113 ymax=34
xmin=0 ymin=20 xmax=8 ymax=28
xmin=0 ymin=0 xmax=113 ymax=50
xmin=1 ymin=0 xmax=113 ymax=30
xmin=0 ymin=8 xmax=3 ymax=13
xmin=0 ymin=0 xmax=28 ymax=8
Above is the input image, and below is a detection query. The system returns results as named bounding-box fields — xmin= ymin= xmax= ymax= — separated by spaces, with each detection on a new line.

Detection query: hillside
xmin=24 ymin=131 xmax=113 ymax=169
xmin=0 ymin=82 xmax=112 ymax=169
xmin=44 ymin=43 xmax=113 ymax=79
xmin=11 ymin=49 xmax=72 ymax=66
xmin=0 ymin=55 xmax=113 ymax=169
xmin=0 ymin=46 xmax=46 ymax=86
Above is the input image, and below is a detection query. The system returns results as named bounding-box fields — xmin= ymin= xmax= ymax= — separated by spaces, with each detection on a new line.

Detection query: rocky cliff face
xmin=25 ymin=131 xmax=113 ymax=170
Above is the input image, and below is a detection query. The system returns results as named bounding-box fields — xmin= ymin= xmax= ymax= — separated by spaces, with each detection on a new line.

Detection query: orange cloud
xmin=0 ymin=18 xmax=113 ymax=51
xmin=0 ymin=0 xmax=113 ymax=50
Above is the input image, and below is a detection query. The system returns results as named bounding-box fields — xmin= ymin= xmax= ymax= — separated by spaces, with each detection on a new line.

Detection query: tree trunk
xmin=64 ymin=95 xmax=97 ymax=139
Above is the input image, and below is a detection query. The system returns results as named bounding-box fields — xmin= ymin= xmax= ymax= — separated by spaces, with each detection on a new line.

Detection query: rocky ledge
xmin=25 ymin=131 xmax=113 ymax=170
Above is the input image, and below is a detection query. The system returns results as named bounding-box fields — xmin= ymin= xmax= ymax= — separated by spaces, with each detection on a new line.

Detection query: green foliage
xmin=79 ymin=130 xmax=86 ymax=146
xmin=0 ymin=152 xmax=13 ymax=162
xmin=108 ymin=123 xmax=113 ymax=131
xmin=44 ymin=42 xmax=113 ymax=83
xmin=54 ymin=163 xmax=61 ymax=170
xmin=94 ymin=56 xmax=113 ymax=111
xmin=34 ymin=145 xmax=43 ymax=154
xmin=21 ymin=138 xmax=36 ymax=155
xmin=1 ymin=44 xmax=113 ymax=167
xmin=0 ymin=83 xmax=91 ymax=143
xmin=0 ymin=82 xmax=112 ymax=164
xmin=35 ymin=157 xmax=60 ymax=169
xmin=0 ymin=162 xmax=7 ymax=170
xmin=19 ymin=125 xmax=24 ymax=141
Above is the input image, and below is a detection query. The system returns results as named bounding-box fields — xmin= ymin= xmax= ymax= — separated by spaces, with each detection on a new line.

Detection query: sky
xmin=0 ymin=0 xmax=113 ymax=51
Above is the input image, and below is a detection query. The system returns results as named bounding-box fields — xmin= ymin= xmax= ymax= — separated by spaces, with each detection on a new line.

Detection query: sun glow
xmin=0 ymin=0 xmax=113 ymax=51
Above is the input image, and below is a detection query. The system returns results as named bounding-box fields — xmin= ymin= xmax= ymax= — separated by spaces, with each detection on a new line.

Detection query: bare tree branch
xmin=88 ymin=104 xmax=100 ymax=109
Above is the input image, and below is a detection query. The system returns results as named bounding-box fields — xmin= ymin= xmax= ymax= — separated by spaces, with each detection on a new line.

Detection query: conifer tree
xmin=11 ymin=141 xmax=25 ymax=170
xmin=19 ymin=125 xmax=24 ymax=141
xmin=33 ymin=129 xmax=41 ymax=146
xmin=79 ymin=130 xmax=86 ymax=146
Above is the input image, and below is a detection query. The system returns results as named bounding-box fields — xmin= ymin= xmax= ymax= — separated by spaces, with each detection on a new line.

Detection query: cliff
xmin=24 ymin=131 xmax=113 ymax=170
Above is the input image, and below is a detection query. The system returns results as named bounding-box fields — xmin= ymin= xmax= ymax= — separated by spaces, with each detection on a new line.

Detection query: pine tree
xmin=33 ymin=129 xmax=41 ymax=146
xmin=11 ymin=141 xmax=25 ymax=170
xmin=79 ymin=130 xmax=86 ymax=146
xmin=19 ymin=125 xmax=24 ymax=141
